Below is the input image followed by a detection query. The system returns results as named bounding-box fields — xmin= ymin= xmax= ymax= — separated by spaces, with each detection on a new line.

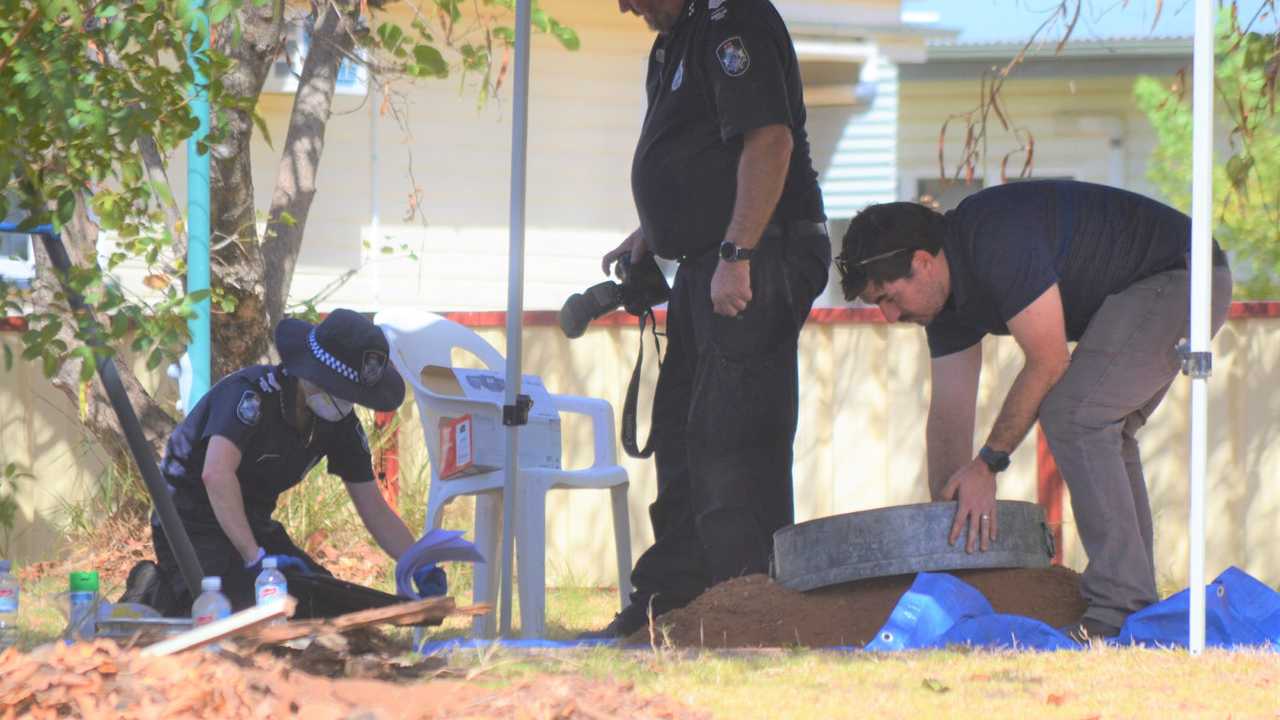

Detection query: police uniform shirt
xmin=631 ymin=0 xmax=824 ymax=260
xmin=925 ymin=180 xmax=1230 ymax=358
xmin=160 ymin=364 xmax=374 ymax=528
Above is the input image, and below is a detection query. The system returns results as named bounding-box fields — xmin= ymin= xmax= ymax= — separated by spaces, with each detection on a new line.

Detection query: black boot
xmin=1060 ymin=616 xmax=1121 ymax=643
xmin=118 ymin=560 xmax=161 ymax=606
xmin=578 ymin=599 xmax=660 ymax=640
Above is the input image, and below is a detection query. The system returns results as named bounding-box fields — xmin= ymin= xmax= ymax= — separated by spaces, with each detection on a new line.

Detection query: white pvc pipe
xmin=1188 ymin=0 xmax=1214 ymax=656
xmin=499 ymin=0 xmax=533 ymax=639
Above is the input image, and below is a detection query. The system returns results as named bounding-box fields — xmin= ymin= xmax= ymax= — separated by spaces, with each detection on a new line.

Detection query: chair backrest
xmin=374 ymin=310 xmax=507 ymax=482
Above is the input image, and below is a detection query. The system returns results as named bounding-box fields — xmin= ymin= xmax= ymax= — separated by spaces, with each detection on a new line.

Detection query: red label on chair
xmin=440 ymin=415 xmax=479 ymax=479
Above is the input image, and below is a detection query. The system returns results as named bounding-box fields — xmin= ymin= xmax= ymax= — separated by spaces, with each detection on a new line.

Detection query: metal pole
xmin=369 ymin=80 xmax=380 ymax=304
xmin=498 ymin=0 xmax=533 ymax=638
xmin=1187 ymin=0 xmax=1215 ymax=656
xmin=186 ymin=1 xmax=211 ymax=412
xmin=37 ymin=233 xmax=205 ymax=597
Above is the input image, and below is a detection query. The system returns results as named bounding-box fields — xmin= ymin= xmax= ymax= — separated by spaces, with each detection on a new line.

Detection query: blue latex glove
xmin=244 ymin=548 xmax=310 ymax=575
xmin=412 ymin=564 xmax=448 ymax=598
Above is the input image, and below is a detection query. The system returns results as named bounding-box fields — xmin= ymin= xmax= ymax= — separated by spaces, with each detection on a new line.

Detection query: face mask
xmin=302 ymin=382 xmax=354 ymax=422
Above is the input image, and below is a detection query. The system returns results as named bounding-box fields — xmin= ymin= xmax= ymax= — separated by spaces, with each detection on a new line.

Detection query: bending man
xmin=836 ymin=180 xmax=1232 ymax=639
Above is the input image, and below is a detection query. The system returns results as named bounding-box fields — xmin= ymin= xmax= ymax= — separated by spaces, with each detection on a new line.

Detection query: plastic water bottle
xmin=67 ymin=571 xmax=99 ymax=642
xmin=0 ymin=560 xmax=18 ymax=650
xmin=255 ymin=557 xmax=288 ymax=621
xmin=191 ymin=576 xmax=231 ymax=652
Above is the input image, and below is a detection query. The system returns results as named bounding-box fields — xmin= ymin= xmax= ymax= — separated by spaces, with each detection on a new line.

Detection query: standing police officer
xmin=135 ymin=309 xmax=443 ymax=615
xmin=584 ymin=0 xmax=830 ymax=638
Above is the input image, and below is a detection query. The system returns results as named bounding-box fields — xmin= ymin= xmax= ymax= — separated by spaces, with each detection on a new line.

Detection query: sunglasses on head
xmin=835 ymin=246 xmax=916 ymax=292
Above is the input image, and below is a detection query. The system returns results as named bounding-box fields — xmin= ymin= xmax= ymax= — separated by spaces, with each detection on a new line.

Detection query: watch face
xmin=719 ymin=241 xmax=735 ymax=261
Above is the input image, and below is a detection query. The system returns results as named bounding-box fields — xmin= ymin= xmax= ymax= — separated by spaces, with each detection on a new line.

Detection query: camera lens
xmin=558 ymin=281 xmax=625 ymax=338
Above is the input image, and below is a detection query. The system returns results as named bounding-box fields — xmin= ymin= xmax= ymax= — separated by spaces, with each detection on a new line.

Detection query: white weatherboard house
xmin=158 ymin=0 xmax=945 ymax=314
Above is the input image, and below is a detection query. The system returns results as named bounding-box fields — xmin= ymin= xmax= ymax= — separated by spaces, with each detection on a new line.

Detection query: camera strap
xmin=621 ymin=308 xmax=662 ymax=459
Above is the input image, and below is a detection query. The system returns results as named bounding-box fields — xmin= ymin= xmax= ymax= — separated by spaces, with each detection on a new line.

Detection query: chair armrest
xmin=550 ymin=393 xmax=618 ymax=467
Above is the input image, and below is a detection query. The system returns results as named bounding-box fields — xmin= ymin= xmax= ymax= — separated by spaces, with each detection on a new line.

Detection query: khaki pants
xmin=1039 ymin=265 xmax=1233 ymax=628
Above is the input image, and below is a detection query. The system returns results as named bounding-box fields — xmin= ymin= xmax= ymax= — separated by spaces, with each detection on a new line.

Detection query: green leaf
xmin=377 ymin=22 xmax=404 ymax=51
xmin=921 ymin=678 xmax=950 ymax=694
xmin=208 ymin=0 xmax=234 ymax=24
xmin=73 ymin=346 xmax=96 ymax=382
xmin=531 ymin=9 xmax=550 ymax=32
xmin=56 ymin=190 xmax=77 ymax=226
xmin=552 ymin=24 xmax=580 ymax=51
xmin=2 ymin=344 xmax=11 ymax=372
xmin=413 ymin=44 xmax=448 ymax=77
xmin=251 ymin=110 xmax=273 ymax=148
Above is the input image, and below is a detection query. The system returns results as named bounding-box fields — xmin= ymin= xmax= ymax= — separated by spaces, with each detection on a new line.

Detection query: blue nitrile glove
xmin=412 ymin=564 xmax=448 ymax=598
xmin=244 ymin=547 xmax=310 ymax=575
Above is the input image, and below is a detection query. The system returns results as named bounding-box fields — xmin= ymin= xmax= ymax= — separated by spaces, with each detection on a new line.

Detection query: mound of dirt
xmin=628 ymin=567 xmax=1087 ymax=649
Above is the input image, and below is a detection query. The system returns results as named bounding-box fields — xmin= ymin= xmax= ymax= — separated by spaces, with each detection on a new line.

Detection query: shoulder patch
xmin=255 ymin=369 xmax=283 ymax=394
xmin=236 ymin=390 xmax=262 ymax=426
xmin=716 ymin=36 xmax=750 ymax=77
xmin=709 ymin=0 xmax=727 ymax=21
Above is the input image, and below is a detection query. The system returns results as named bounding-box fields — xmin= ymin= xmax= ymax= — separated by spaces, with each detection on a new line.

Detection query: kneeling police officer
xmin=140 ymin=309 xmax=441 ymax=615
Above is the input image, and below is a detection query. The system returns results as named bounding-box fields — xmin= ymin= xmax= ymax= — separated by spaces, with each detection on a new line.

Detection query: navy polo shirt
xmin=160 ymin=364 xmax=373 ymax=530
xmin=926 ymin=180 xmax=1228 ymax=358
xmin=631 ymin=0 xmax=824 ymax=259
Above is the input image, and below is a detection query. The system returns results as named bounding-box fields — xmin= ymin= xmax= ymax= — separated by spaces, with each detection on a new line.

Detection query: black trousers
xmin=629 ymin=223 xmax=830 ymax=614
xmin=151 ymin=512 xmax=330 ymax=616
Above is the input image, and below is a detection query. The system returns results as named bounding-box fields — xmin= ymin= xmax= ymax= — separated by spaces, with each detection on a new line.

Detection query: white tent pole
xmin=1187 ymin=0 xmax=1215 ymax=656
xmin=499 ymin=0 xmax=533 ymax=639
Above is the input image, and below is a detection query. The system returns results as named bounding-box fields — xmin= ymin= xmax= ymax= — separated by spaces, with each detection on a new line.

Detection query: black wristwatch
xmin=978 ymin=445 xmax=1011 ymax=474
xmin=719 ymin=240 xmax=754 ymax=262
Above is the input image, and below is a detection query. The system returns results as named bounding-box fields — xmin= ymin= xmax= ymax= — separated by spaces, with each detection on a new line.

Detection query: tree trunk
xmin=261 ymin=2 xmax=360 ymax=331
xmin=31 ymin=194 xmax=177 ymax=464
xmin=206 ymin=0 xmax=287 ymax=379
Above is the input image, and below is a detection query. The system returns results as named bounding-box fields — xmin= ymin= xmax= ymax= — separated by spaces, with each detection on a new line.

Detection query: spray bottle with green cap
xmin=67 ymin=571 xmax=99 ymax=642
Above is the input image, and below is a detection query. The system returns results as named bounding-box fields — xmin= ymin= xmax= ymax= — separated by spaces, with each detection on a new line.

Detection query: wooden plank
xmin=246 ymin=598 xmax=493 ymax=646
xmin=141 ymin=597 xmax=296 ymax=657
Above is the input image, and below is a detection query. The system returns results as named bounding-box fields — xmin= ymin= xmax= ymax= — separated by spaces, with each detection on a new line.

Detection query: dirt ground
xmin=0 ymin=640 xmax=707 ymax=720
xmin=629 ymin=567 xmax=1088 ymax=648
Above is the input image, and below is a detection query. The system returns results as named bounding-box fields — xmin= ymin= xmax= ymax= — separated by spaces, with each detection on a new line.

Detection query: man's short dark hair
xmin=836 ymin=202 xmax=946 ymax=301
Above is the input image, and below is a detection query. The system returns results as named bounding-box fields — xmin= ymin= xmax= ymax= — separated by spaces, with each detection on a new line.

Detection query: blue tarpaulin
xmin=868 ymin=566 xmax=1280 ymax=651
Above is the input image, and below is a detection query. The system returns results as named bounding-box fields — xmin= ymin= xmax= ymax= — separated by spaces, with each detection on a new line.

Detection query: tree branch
xmin=261 ymin=1 xmax=361 ymax=331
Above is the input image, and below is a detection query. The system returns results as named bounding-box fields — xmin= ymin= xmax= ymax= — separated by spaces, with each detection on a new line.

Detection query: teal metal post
xmin=186 ymin=1 xmax=211 ymax=411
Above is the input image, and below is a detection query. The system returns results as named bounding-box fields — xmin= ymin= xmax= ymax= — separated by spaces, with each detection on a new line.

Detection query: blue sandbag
xmin=1118 ymin=566 xmax=1280 ymax=649
xmin=865 ymin=572 xmax=992 ymax=651
xmin=417 ymin=637 xmax=617 ymax=655
xmin=871 ymin=566 xmax=1280 ymax=652
xmin=934 ymin=614 xmax=1076 ymax=650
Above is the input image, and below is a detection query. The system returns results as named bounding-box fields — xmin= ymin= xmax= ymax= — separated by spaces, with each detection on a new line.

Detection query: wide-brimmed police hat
xmin=275 ymin=309 xmax=405 ymax=411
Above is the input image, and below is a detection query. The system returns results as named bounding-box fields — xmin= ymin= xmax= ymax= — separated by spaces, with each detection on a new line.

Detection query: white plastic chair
xmin=375 ymin=310 xmax=632 ymax=638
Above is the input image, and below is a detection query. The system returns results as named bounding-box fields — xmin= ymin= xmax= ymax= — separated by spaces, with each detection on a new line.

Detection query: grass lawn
xmin=418 ymin=585 xmax=1280 ymax=719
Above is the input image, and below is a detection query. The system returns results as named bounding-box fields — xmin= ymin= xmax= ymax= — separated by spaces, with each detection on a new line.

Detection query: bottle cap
xmin=263 ymin=557 xmax=277 ymax=569
xmin=201 ymin=576 xmax=222 ymax=592
xmin=69 ymin=571 xmax=99 ymax=592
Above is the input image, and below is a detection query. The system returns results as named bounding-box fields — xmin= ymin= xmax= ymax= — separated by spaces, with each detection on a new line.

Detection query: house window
xmin=0 ymin=232 xmax=36 ymax=289
xmin=264 ymin=21 xmax=368 ymax=96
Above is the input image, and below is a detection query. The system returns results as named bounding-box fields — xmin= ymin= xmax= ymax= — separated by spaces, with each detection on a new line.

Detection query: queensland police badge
xmin=716 ymin=36 xmax=750 ymax=77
